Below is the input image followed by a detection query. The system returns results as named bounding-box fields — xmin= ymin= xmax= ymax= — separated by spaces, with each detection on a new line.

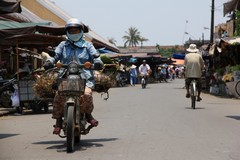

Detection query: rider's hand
xmin=43 ymin=61 xmax=53 ymax=70
xmin=94 ymin=63 xmax=103 ymax=70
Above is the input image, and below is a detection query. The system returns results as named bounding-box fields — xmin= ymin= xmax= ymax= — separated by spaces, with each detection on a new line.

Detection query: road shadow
xmin=0 ymin=133 xmax=20 ymax=139
xmin=185 ymin=107 xmax=205 ymax=110
xmin=33 ymin=137 xmax=118 ymax=153
xmin=33 ymin=139 xmax=73 ymax=152
xmin=226 ymin=116 xmax=240 ymax=121
xmin=13 ymin=108 xmax=53 ymax=116
xmin=80 ymin=138 xmax=118 ymax=147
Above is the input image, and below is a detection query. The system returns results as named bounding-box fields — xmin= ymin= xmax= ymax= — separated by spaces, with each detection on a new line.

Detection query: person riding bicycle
xmin=138 ymin=60 xmax=151 ymax=81
xmin=43 ymin=18 xmax=103 ymax=135
xmin=184 ymin=44 xmax=205 ymax=101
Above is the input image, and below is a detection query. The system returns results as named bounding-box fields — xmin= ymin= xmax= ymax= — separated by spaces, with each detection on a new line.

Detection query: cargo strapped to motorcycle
xmin=58 ymin=78 xmax=86 ymax=96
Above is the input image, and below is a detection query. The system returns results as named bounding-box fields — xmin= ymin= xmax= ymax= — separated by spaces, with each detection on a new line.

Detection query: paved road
xmin=0 ymin=79 xmax=240 ymax=160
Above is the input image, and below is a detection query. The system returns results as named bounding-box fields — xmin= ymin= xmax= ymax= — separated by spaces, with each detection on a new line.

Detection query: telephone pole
xmin=210 ymin=0 xmax=215 ymax=44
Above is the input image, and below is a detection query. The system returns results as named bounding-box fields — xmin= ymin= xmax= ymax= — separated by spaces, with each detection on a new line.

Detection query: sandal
xmin=186 ymin=93 xmax=190 ymax=98
xmin=197 ymin=97 xmax=202 ymax=101
xmin=53 ymin=118 xmax=62 ymax=135
xmin=53 ymin=127 xmax=61 ymax=135
xmin=86 ymin=114 xmax=99 ymax=127
xmin=89 ymin=119 xmax=99 ymax=127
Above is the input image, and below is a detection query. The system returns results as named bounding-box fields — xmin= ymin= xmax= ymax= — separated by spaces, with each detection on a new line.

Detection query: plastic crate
xmin=18 ymin=80 xmax=39 ymax=101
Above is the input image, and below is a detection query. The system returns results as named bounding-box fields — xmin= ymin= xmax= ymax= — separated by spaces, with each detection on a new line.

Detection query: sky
xmin=51 ymin=0 xmax=230 ymax=46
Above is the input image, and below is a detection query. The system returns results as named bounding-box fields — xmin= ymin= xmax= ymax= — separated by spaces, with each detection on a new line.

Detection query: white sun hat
xmin=186 ymin=44 xmax=199 ymax=53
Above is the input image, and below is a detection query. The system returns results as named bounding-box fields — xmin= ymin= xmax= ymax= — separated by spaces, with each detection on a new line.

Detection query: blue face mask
xmin=66 ymin=31 xmax=83 ymax=42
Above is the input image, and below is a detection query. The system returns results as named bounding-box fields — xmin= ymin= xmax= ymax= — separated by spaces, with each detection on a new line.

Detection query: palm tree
xmin=108 ymin=37 xmax=117 ymax=46
xmin=122 ymin=27 xmax=141 ymax=47
xmin=139 ymin=36 xmax=149 ymax=47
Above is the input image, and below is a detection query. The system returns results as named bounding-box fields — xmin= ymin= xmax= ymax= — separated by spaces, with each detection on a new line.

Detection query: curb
xmin=0 ymin=108 xmax=16 ymax=117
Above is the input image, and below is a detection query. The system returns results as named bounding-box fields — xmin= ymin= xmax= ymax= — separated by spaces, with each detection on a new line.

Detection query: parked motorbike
xmin=0 ymin=77 xmax=16 ymax=108
xmin=0 ymin=69 xmax=6 ymax=80
xmin=116 ymin=70 xmax=128 ymax=87
xmin=55 ymin=60 xmax=98 ymax=152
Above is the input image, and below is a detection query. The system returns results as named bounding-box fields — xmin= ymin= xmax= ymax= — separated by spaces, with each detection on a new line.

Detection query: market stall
xmin=208 ymin=37 xmax=240 ymax=98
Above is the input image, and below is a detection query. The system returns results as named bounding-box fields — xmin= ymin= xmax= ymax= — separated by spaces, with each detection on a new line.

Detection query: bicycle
xmin=190 ymin=79 xmax=198 ymax=109
xmin=141 ymin=75 xmax=147 ymax=89
xmin=235 ymin=80 xmax=240 ymax=97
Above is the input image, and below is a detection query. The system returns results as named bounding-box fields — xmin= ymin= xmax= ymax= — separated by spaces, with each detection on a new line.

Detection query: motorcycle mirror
xmin=84 ymin=62 xmax=91 ymax=69
xmin=56 ymin=62 xmax=62 ymax=68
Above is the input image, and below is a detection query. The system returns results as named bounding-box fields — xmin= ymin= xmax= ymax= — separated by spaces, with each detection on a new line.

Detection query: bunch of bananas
xmin=222 ymin=73 xmax=234 ymax=82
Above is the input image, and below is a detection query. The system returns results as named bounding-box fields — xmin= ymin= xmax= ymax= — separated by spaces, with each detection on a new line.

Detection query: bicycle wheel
xmin=141 ymin=78 xmax=146 ymax=89
xmin=235 ymin=81 xmax=240 ymax=97
xmin=190 ymin=86 xmax=196 ymax=109
xmin=191 ymin=95 xmax=196 ymax=109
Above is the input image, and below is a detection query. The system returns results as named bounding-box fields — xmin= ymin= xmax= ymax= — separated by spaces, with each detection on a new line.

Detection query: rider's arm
xmin=146 ymin=64 xmax=151 ymax=71
xmin=199 ymin=56 xmax=205 ymax=70
xmin=138 ymin=65 xmax=142 ymax=73
xmin=146 ymin=64 xmax=151 ymax=74
xmin=87 ymin=42 xmax=103 ymax=65
xmin=47 ymin=41 xmax=65 ymax=64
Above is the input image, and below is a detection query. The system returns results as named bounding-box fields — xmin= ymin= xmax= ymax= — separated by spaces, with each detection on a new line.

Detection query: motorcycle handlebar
xmin=56 ymin=61 xmax=93 ymax=69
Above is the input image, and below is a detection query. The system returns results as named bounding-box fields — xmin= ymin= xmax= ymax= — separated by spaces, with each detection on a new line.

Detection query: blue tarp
xmin=98 ymin=48 xmax=117 ymax=54
xmin=173 ymin=53 xmax=185 ymax=60
xmin=129 ymin=57 xmax=137 ymax=63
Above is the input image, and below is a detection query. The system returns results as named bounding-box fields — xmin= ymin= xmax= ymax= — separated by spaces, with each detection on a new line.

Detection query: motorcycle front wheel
xmin=67 ymin=106 xmax=75 ymax=153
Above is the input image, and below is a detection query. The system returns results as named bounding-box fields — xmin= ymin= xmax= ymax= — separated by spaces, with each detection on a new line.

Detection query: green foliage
xmin=234 ymin=11 xmax=240 ymax=36
xmin=122 ymin=27 xmax=148 ymax=47
xmin=108 ymin=37 xmax=117 ymax=46
xmin=226 ymin=64 xmax=240 ymax=72
xmin=122 ymin=27 xmax=141 ymax=47
xmin=215 ymin=68 xmax=225 ymax=76
xmin=156 ymin=44 xmax=178 ymax=58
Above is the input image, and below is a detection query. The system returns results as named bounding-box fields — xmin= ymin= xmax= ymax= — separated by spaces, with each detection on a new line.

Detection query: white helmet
xmin=65 ymin=18 xmax=88 ymax=33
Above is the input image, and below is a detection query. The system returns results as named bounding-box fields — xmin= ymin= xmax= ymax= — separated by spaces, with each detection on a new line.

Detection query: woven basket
xmin=33 ymin=69 xmax=59 ymax=98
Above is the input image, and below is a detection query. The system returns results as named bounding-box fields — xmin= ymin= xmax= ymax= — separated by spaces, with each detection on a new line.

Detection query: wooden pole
xmin=210 ymin=0 xmax=215 ymax=44
xmin=16 ymin=40 xmax=19 ymax=81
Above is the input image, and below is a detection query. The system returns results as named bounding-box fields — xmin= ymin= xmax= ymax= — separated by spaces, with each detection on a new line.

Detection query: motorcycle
xmin=116 ymin=70 xmax=128 ymax=87
xmin=55 ymin=60 xmax=97 ymax=153
xmin=0 ymin=77 xmax=16 ymax=108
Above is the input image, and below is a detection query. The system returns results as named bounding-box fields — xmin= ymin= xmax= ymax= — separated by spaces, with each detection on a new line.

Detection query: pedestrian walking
xmin=129 ymin=63 xmax=137 ymax=86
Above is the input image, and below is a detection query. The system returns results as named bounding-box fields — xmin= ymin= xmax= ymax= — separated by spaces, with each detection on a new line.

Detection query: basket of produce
xmin=94 ymin=70 xmax=114 ymax=93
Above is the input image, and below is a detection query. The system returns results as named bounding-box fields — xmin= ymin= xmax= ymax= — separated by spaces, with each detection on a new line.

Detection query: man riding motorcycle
xmin=138 ymin=59 xmax=151 ymax=82
xmin=43 ymin=18 xmax=103 ymax=135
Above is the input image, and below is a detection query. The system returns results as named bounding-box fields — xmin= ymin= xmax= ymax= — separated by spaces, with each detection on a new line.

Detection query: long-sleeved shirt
xmin=47 ymin=40 xmax=103 ymax=88
xmin=184 ymin=53 xmax=204 ymax=78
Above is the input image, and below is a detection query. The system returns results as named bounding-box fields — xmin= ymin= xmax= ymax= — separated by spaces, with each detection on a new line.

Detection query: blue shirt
xmin=129 ymin=68 xmax=137 ymax=77
xmin=48 ymin=40 xmax=103 ymax=88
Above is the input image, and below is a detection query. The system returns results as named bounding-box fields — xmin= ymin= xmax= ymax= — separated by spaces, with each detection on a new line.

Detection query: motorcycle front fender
xmin=63 ymin=97 xmax=75 ymax=128
xmin=65 ymin=97 xmax=81 ymax=126
xmin=66 ymin=97 xmax=75 ymax=106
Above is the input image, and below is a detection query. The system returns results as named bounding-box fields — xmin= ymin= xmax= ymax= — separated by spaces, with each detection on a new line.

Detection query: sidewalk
xmin=0 ymin=107 xmax=17 ymax=116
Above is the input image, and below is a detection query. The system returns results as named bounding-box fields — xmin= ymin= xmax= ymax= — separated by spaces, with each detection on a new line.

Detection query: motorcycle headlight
xmin=68 ymin=62 xmax=79 ymax=74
